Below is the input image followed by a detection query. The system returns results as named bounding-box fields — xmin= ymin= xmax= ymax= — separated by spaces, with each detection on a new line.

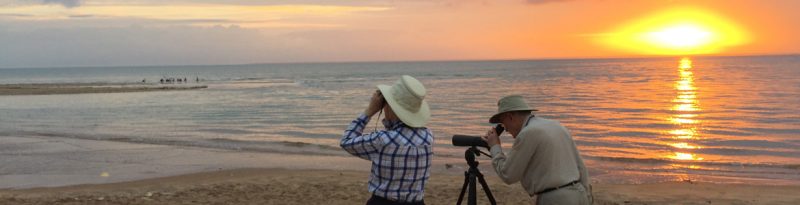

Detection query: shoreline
xmin=2 ymin=133 xmax=799 ymax=204
xmin=0 ymin=83 xmax=207 ymax=96
xmin=2 ymin=168 xmax=799 ymax=205
xmin=2 ymin=133 xmax=797 ymax=189
xmin=0 ymin=134 xmax=377 ymax=189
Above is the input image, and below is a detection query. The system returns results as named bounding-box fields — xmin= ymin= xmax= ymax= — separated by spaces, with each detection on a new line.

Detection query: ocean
xmin=1 ymin=55 xmax=798 ymax=185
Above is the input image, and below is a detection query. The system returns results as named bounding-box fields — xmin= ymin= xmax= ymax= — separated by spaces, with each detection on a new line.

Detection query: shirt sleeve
xmin=340 ymin=113 xmax=384 ymax=161
xmin=490 ymin=129 xmax=538 ymax=185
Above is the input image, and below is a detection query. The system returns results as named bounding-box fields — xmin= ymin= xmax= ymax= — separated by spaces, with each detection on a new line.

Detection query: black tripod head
xmin=456 ymin=144 xmax=496 ymax=205
xmin=464 ymin=146 xmax=492 ymax=164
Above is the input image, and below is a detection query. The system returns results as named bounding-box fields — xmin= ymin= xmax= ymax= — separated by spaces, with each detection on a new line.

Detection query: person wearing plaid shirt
xmin=341 ymin=75 xmax=433 ymax=205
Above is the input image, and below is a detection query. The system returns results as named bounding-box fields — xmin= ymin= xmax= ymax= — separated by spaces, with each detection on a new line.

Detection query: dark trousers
xmin=366 ymin=195 xmax=425 ymax=205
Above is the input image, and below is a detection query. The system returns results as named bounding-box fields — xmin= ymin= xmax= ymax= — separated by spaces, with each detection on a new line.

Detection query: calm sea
xmin=1 ymin=55 xmax=798 ymax=184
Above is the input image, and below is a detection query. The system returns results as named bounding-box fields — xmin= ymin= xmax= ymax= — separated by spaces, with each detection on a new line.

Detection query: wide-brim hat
xmin=489 ymin=95 xmax=538 ymax=123
xmin=378 ymin=75 xmax=431 ymax=128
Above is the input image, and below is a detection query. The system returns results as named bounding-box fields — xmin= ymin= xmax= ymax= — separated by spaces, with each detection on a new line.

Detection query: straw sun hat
xmin=489 ymin=95 xmax=538 ymax=123
xmin=377 ymin=75 xmax=430 ymax=128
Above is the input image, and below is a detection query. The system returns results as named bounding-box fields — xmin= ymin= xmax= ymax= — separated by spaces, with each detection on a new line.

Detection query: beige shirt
xmin=490 ymin=116 xmax=590 ymax=196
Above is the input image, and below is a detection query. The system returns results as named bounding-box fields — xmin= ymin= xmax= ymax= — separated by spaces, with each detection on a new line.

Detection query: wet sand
xmin=1 ymin=168 xmax=799 ymax=205
xmin=0 ymin=83 xmax=207 ymax=96
xmin=2 ymin=131 xmax=799 ymax=204
xmin=0 ymin=135 xmax=373 ymax=189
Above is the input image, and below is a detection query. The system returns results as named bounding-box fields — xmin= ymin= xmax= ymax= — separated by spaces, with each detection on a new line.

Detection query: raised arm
xmin=490 ymin=130 xmax=537 ymax=184
xmin=340 ymin=113 xmax=384 ymax=160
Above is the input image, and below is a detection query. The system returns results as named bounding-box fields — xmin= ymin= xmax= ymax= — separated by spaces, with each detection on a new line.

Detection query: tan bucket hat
xmin=489 ymin=95 xmax=538 ymax=123
xmin=377 ymin=75 xmax=431 ymax=128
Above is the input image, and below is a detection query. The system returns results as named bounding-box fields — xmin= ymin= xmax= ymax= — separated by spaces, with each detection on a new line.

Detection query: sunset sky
xmin=1 ymin=0 xmax=798 ymax=68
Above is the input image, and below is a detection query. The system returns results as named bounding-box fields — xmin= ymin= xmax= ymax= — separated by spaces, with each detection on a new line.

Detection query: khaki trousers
xmin=533 ymin=183 xmax=592 ymax=205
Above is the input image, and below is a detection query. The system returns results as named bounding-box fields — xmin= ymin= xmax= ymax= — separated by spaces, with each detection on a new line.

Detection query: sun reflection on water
xmin=670 ymin=164 xmax=704 ymax=170
xmin=669 ymin=117 xmax=698 ymax=125
xmin=667 ymin=57 xmax=704 ymax=161
xmin=670 ymin=142 xmax=700 ymax=149
xmin=672 ymin=103 xmax=700 ymax=112
xmin=679 ymin=57 xmax=693 ymax=69
xmin=670 ymin=152 xmax=704 ymax=160
xmin=669 ymin=128 xmax=697 ymax=139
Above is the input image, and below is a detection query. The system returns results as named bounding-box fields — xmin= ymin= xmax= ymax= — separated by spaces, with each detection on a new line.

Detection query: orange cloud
xmin=0 ymin=3 xmax=391 ymax=28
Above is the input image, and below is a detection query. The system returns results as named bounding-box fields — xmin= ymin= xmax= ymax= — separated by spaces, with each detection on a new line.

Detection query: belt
xmin=533 ymin=180 xmax=581 ymax=196
xmin=368 ymin=195 xmax=424 ymax=205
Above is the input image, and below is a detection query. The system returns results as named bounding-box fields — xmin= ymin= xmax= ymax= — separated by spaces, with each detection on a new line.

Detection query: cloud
xmin=526 ymin=0 xmax=574 ymax=5
xmin=0 ymin=3 xmax=389 ymax=28
xmin=40 ymin=0 xmax=81 ymax=8
xmin=0 ymin=21 xmax=471 ymax=68
xmin=0 ymin=13 xmax=32 ymax=17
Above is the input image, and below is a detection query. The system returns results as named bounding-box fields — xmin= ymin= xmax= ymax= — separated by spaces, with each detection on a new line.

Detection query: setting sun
xmin=600 ymin=7 xmax=750 ymax=55
xmin=647 ymin=24 xmax=712 ymax=49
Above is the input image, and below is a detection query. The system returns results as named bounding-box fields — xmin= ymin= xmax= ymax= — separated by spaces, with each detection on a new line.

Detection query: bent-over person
xmin=482 ymin=95 xmax=592 ymax=205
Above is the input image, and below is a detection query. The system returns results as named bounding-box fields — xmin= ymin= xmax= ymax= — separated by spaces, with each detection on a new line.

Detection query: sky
xmin=0 ymin=0 xmax=798 ymax=68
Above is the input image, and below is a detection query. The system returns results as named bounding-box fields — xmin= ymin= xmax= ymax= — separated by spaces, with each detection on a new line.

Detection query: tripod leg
xmin=469 ymin=172 xmax=477 ymax=205
xmin=457 ymin=171 xmax=469 ymax=205
xmin=476 ymin=172 xmax=497 ymax=205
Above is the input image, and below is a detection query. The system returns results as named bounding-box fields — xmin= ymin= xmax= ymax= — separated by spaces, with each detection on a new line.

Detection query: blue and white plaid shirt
xmin=340 ymin=113 xmax=434 ymax=202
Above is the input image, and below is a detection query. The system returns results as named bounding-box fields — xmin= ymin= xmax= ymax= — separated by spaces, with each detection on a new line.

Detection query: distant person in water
xmin=482 ymin=95 xmax=592 ymax=205
xmin=340 ymin=75 xmax=433 ymax=205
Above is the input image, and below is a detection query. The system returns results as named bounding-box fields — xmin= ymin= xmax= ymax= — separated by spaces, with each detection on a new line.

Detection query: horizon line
xmin=1 ymin=53 xmax=797 ymax=70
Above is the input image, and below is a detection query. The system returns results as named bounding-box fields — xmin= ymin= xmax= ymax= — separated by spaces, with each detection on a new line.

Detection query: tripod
xmin=456 ymin=146 xmax=496 ymax=205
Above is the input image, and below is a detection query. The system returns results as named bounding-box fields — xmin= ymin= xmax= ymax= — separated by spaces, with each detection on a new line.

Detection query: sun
xmin=646 ymin=24 xmax=712 ymax=49
xmin=599 ymin=7 xmax=750 ymax=56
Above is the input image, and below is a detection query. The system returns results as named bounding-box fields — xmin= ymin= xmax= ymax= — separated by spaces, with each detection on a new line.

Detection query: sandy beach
xmin=0 ymin=83 xmax=207 ymax=96
xmin=1 ymin=119 xmax=795 ymax=204
xmin=1 ymin=168 xmax=798 ymax=205
xmin=3 ymin=134 xmax=799 ymax=204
